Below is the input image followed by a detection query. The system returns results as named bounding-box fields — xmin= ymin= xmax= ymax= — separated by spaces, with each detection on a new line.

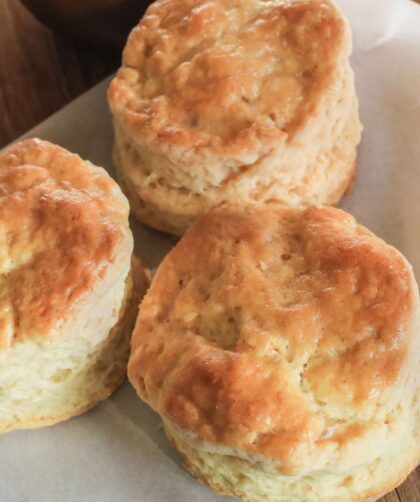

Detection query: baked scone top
xmin=109 ymin=0 xmax=350 ymax=152
xmin=129 ymin=202 xmax=418 ymax=474
xmin=0 ymin=139 xmax=130 ymax=350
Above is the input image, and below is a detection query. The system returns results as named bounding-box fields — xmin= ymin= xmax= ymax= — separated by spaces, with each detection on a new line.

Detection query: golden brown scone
xmin=0 ymin=139 xmax=150 ymax=433
xmin=129 ymin=201 xmax=419 ymax=501
xmin=109 ymin=0 xmax=362 ymax=235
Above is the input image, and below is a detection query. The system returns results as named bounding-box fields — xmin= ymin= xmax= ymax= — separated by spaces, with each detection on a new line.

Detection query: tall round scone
xmin=129 ymin=202 xmax=419 ymax=502
xmin=0 ymin=139 xmax=150 ymax=433
xmin=108 ymin=0 xmax=362 ymax=235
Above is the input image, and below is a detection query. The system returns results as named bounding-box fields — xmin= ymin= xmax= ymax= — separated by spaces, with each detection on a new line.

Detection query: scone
xmin=0 ymin=139 xmax=150 ymax=433
xmin=128 ymin=201 xmax=419 ymax=502
xmin=108 ymin=0 xmax=362 ymax=235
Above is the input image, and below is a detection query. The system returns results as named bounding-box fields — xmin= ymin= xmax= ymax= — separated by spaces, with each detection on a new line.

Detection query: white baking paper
xmin=1 ymin=1 xmax=419 ymax=500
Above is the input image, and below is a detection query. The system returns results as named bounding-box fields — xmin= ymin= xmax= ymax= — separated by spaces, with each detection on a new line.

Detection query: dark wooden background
xmin=0 ymin=0 xmax=120 ymax=148
xmin=0 ymin=1 xmax=418 ymax=501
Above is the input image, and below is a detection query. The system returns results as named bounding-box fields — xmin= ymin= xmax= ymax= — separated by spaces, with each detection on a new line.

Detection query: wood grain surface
xmin=0 ymin=1 xmax=418 ymax=501
xmin=0 ymin=0 xmax=119 ymax=147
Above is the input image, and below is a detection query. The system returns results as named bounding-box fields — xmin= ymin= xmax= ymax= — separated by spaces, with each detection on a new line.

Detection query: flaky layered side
xmin=0 ymin=139 xmax=150 ymax=432
xmin=114 ymin=97 xmax=360 ymax=235
xmin=129 ymin=202 xmax=419 ymax=501
xmin=109 ymin=0 xmax=362 ymax=235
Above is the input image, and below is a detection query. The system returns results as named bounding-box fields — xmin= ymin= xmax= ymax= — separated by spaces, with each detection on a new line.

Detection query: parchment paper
xmin=1 ymin=1 xmax=420 ymax=500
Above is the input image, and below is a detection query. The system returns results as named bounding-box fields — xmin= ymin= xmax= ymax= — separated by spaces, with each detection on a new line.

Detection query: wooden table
xmin=0 ymin=1 xmax=419 ymax=501
xmin=0 ymin=0 xmax=119 ymax=148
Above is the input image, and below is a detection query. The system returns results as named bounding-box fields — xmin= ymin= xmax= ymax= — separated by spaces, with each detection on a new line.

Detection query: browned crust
xmin=108 ymin=0 xmax=350 ymax=152
xmin=129 ymin=202 xmax=416 ymax=473
xmin=0 ymin=138 xmax=130 ymax=348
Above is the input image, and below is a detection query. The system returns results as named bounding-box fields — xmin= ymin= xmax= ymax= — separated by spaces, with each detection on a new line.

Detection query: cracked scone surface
xmin=129 ymin=202 xmax=419 ymax=501
xmin=110 ymin=0 xmax=348 ymax=148
xmin=0 ymin=139 xmax=149 ymax=432
xmin=109 ymin=0 xmax=362 ymax=235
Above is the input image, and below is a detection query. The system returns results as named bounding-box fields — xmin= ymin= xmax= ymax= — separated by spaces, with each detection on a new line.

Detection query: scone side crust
xmin=114 ymin=98 xmax=361 ymax=235
xmin=164 ymin=421 xmax=420 ymax=502
xmin=0 ymin=139 xmax=130 ymax=349
xmin=0 ymin=257 xmax=150 ymax=434
xmin=109 ymin=0 xmax=350 ymax=151
xmin=128 ymin=202 xmax=417 ymax=473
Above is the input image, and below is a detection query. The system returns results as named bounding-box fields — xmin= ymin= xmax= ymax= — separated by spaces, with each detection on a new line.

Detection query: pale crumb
xmin=184 ymin=312 xmax=198 ymax=322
